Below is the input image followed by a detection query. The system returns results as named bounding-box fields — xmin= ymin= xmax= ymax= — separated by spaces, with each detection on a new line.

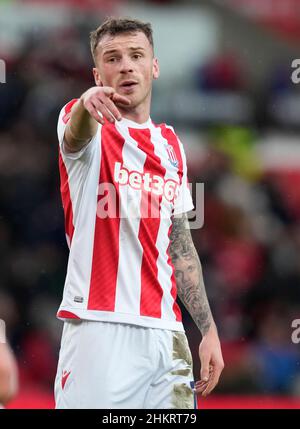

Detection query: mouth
xmin=119 ymin=80 xmax=138 ymax=89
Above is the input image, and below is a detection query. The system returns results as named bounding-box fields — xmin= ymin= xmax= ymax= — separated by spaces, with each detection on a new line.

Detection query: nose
xmin=120 ymin=56 xmax=134 ymax=74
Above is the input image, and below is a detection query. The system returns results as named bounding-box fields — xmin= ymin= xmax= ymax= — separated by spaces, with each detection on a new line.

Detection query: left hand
xmin=195 ymin=323 xmax=224 ymax=396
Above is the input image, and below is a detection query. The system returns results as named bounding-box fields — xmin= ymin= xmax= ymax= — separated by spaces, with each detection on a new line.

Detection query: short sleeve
xmin=57 ymin=99 xmax=95 ymax=161
xmin=173 ymin=141 xmax=194 ymax=215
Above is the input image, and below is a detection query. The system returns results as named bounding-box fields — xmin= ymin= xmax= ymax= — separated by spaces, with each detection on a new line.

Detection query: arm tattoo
xmin=169 ymin=213 xmax=213 ymax=336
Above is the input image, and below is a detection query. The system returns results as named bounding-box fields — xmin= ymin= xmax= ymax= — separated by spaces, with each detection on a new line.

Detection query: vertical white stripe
xmin=150 ymin=123 xmax=179 ymax=322
xmin=61 ymin=126 xmax=101 ymax=308
xmin=113 ymin=122 xmax=146 ymax=315
xmin=163 ymin=125 xmax=194 ymax=215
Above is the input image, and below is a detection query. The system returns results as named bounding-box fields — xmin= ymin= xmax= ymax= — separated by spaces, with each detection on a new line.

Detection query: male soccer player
xmin=55 ymin=17 xmax=224 ymax=409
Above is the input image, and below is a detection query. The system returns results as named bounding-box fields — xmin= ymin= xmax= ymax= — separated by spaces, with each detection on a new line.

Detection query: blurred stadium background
xmin=1 ymin=0 xmax=300 ymax=409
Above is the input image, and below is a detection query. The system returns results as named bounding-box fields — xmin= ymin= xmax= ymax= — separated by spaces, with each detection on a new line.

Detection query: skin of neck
xmin=117 ymin=88 xmax=152 ymax=124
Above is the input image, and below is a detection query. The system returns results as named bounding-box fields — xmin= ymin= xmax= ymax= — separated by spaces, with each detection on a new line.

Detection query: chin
xmin=125 ymin=98 xmax=139 ymax=109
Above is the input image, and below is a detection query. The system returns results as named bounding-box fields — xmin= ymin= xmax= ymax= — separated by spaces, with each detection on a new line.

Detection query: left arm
xmin=169 ymin=213 xmax=224 ymax=396
xmin=0 ymin=343 xmax=18 ymax=405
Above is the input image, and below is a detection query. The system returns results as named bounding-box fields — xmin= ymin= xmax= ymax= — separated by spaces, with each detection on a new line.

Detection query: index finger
xmin=103 ymin=97 xmax=123 ymax=121
xmin=202 ymin=365 xmax=222 ymax=396
xmin=199 ymin=352 xmax=210 ymax=382
xmin=112 ymin=93 xmax=131 ymax=106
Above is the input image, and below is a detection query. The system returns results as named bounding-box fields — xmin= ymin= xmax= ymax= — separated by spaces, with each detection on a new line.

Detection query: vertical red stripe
xmin=129 ymin=128 xmax=165 ymax=318
xmin=62 ymin=99 xmax=78 ymax=124
xmin=59 ymin=152 xmax=75 ymax=246
xmin=88 ymin=124 xmax=125 ymax=311
xmin=58 ymin=99 xmax=79 ymax=246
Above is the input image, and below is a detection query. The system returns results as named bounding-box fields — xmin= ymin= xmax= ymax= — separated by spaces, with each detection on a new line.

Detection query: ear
xmin=153 ymin=57 xmax=160 ymax=80
xmin=93 ymin=67 xmax=103 ymax=86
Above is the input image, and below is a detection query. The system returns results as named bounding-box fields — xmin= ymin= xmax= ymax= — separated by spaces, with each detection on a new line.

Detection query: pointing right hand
xmin=80 ymin=86 xmax=131 ymax=125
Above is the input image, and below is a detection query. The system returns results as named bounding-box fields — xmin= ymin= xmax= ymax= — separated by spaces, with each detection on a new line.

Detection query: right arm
xmin=64 ymin=86 xmax=131 ymax=154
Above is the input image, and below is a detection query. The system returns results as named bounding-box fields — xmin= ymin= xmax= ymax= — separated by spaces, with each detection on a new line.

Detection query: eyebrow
xmin=103 ymin=47 xmax=146 ymax=56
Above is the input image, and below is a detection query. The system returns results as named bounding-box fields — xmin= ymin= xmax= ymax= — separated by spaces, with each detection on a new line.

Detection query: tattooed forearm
xmin=169 ymin=214 xmax=213 ymax=336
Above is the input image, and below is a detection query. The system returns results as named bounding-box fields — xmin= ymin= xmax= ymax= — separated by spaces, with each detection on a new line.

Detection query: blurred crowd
xmin=186 ymin=128 xmax=300 ymax=395
xmin=0 ymin=11 xmax=300 ymax=405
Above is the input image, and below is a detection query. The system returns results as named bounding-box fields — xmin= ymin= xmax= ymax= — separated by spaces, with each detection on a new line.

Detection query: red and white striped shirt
xmin=57 ymin=99 xmax=194 ymax=331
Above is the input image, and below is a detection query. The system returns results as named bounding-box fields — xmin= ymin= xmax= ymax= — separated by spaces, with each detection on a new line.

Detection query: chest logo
xmin=114 ymin=162 xmax=179 ymax=202
xmin=165 ymin=145 xmax=179 ymax=168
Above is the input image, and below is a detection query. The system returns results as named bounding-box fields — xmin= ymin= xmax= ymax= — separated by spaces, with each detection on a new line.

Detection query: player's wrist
xmin=202 ymin=320 xmax=218 ymax=338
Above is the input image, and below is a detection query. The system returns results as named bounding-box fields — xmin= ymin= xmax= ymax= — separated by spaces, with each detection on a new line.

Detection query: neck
xmin=121 ymin=111 xmax=150 ymax=124
xmin=118 ymin=94 xmax=151 ymax=124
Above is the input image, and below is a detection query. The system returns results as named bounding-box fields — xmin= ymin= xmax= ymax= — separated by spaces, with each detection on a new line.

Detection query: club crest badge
xmin=165 ymin=145 xmax=178 ymax=168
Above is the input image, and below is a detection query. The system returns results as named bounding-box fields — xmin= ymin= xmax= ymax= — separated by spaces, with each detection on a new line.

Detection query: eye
xmin=107 ymin=56 xmax=121 ymax=63
xmin=132 ymin=53 xmax=142 ymax=60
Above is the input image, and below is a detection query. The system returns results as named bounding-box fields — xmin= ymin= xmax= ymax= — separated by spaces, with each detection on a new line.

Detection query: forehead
xmin=97 ymin=31 xmax=152 ymax=55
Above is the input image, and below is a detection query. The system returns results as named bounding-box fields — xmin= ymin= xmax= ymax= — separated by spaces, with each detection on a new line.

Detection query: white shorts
xmin=54 ymin=320 xmax=196 ymax=409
